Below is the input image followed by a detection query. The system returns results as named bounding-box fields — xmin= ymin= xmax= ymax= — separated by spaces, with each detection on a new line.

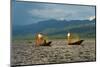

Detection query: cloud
xmin=13 ymin=1 xmax=96 ymax=25
xmin=88 ymin=16 xmax=95 ymax=21
xmin=29 ymin=8 xmax=73 ymax=20
xmin=28 ymin=3 xmax=95 ymax=21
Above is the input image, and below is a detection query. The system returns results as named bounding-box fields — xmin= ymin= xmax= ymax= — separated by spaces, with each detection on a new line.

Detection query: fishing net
xmin=67 ymin=33 xmax=80 ymax=43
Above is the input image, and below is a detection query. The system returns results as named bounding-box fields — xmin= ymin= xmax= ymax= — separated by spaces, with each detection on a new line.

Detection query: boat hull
xmin=68 ymin=40 xmax=84 ymax=45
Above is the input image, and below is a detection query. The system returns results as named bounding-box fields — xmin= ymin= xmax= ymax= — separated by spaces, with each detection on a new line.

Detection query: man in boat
xmin=35 ymin=33 xmax=52 ymax=46
xmin=67 ymin=32 xmax=84 ymax=45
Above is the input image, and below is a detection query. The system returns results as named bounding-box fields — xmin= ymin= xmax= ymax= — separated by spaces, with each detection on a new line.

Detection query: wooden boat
xmin=67 ymin=32 xmax=84 ymax=45
xmin=40 ymin=40 xmax=52 ymax=46
xmin=68 ymin=40 xmax=84 ymax=45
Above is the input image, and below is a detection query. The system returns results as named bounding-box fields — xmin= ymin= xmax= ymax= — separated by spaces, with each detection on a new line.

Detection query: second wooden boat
xmin=67 ymin=32 xmax=84 ymax=45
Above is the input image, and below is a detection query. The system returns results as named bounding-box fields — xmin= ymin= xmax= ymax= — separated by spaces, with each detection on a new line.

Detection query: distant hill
xmin=12 ymin=19 xmax=96 ymax=39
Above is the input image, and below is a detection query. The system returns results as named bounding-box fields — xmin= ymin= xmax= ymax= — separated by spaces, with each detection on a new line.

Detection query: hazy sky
xmin=12 ymin=0 xmax=95 ymax=25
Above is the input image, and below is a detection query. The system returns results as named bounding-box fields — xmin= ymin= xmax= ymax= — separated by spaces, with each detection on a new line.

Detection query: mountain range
xmin=12 ymin=19 xmax=96 ymax=39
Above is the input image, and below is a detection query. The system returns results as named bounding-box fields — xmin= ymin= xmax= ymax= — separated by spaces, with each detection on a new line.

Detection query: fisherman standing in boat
xmin=67 ymin=32 xmax=72 ymax=45
xmin=35 ymin=33 xmax=45 ymax=46
xmin=35 ymin=33 xmax=52 ymax=46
